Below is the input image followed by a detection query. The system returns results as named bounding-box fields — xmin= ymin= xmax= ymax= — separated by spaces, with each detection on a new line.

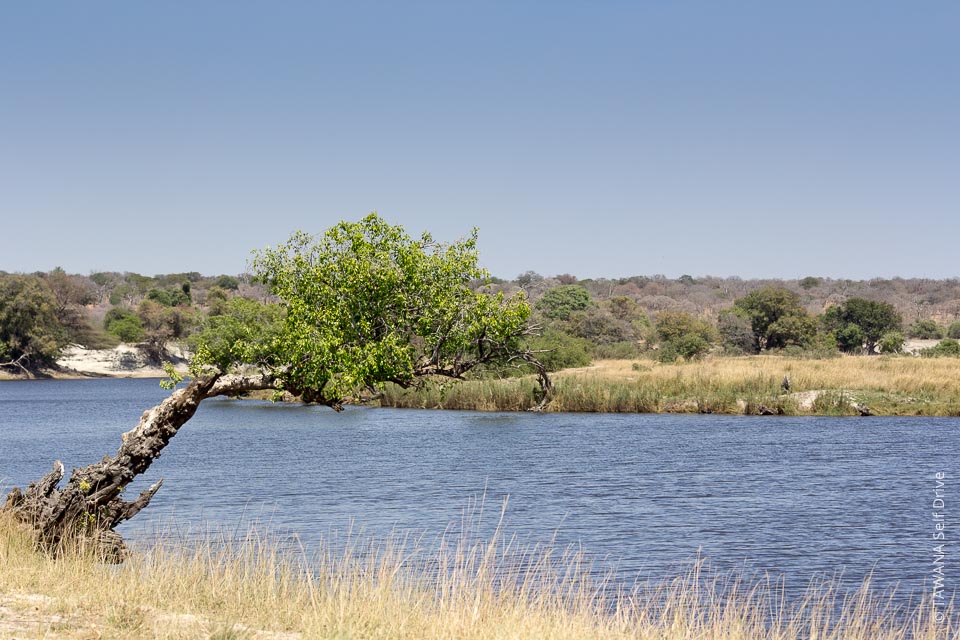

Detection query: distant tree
xmin=146 ymin=287 xmax=191 ymax=308
xmin=822 ymin=298 xmax=901 ymax=354
xmin=717 ymin=309 xmax=757 ymax=354
xmin=948 ymin=322 xmax=960 ymax=340
xmin=43 ymin=267 xmax=95 ymax=340
xmin=608 ymin=295 xmax=640 ymax=322
xmin=525 ymin=328 xmax=591 ymax=372
xmin=535 ymin=285 xmax=592 ymax=321
xmin=104 ymin=307 xmax=145 ymax=343
xmin=907 ymin=318 xmax=944 ymax=340
xmin=568 ymin=308 xmax=633 ymax=345
xmin=765 ymin=314 xmax=818 ymax=350
xmin=516 ymin=271 xmax=543 ymax=288
xmin=0 ymin=274 xmax=66 ymax=371
xmin=555 ymin=273 xmax=578 ymax=285
xmin=733 ymin=287 xmax=812 ymax=350
xmin=799 ymin=276 xmax=822 ymax=290
xmin=205 ymin=286 xmax=230 ymax=316
xmin=655 ymin=311 xmax=716 ymax=360
xmin=214 ymin=275 xmax=241 ymax=291
xmin=678 ymin=274 xmax=696 ymax=285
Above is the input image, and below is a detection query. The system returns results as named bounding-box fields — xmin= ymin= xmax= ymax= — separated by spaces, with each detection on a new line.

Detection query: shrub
xmin=717 ymin=310 xmax=756 ymax=354
xmin=525 ymin=329 xmax=592 ymax=372
xmin=920 ymin=338 xmax=960 ymax=358
xmin=535 ymin=285 xmax=591 ymax=320
xmin=879 ymin=331 xmax=905 ymax=354
xmin=947 ymin=322 xmax=960 ymax=339
xmin=103 ymin=307 xmax=145 ymax=343
xmin=907 ymin=318 xmax=944 ymax=339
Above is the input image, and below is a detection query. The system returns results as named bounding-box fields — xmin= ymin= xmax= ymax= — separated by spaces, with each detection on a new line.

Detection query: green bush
xmin=920 ymin=338 xmax=960 ymax=358
xmin=524 ymin=329 xmax=592 ymax=372
xmin=908 ymin=319 xmax=944 ymax=340
xmin=947 ymin=322 xmax=960 ymax=339
xmin=879 ymin=331 xmax=905 ymax=354
xmin=104 ymin=307 xmax=145 ymax=343
xmin=535 ymin=285 xmax=591 ymax=321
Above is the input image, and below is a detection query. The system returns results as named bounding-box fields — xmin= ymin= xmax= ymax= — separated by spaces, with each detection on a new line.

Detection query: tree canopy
xmin=822 ymin=298 xmax=901 ymax=353
xmin=192 ymin=214 xmax=539 ymax=405
xmin=733 ymin=287 xmax=814 ymax=351
xmin=0 ymin=274 xmax=66 ymax=371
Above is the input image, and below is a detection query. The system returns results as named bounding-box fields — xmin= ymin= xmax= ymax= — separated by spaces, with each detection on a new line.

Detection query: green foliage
xmin=920 ymin=338 xmax=960 ymax=358
xmin=215 ymin=275 xmax=240 ymax=291
xmin=672 ymin=333 xmax=711 ymax=360
xmin=799 ymin=276 xmax=822 ymax=290
xmin=207 ymin=214 xmax=535 ymax=403
xmin=104 ymin=308 xmax=145 ymax=343
xmin=567 ymin=308 xmax=633 ymax=344
xmin=822 ymin=298 xmax=901 ymax=353
xmin=534 ymin=285 xmax=591 ymax=321
xmin=733 ymin=287 xmax=813 ymax=350
xmin=947 ymin=322 xmax=960 ymax=340
xmin=655 ymin=312 xmax=715 ymax=360
xmin=524 ymin=328 xmax=591 ymax=372
xmin=908 ymin=318 xmax=944 ymax=339
xmin=879 ymin=331 xmax=905 ymax=354
xmin=834 ymin=323 xmax=865 ymax=352
xmin=189 ymin=298 xmax=284 ymax=372
xmin=717 ymin=309 xmax=756 ymax=354
xmin=138 ymin=300 xmax=200 ymax=360
xmin=0 ymin=274 xmax=66 ymax=367
xmin=765 ymin=314 xmax=818 ymax=350
xmin=146 ymin=287 xmax=191 ymax=307
xmin=205 ymin=286 xmax=230 ymax=316
xmin=607 ymin=295 xmax=641 ymax=322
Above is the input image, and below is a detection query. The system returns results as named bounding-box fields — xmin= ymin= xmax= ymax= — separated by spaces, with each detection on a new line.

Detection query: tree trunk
xmin=2 ymin=371 xmax=281 ymax=561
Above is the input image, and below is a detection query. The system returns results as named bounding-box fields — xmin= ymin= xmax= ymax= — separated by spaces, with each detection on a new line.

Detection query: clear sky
xmin=2 ymin=2 xmax=957 ymax=280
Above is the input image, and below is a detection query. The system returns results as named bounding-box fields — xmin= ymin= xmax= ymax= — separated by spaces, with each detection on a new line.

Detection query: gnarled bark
xmin=2 ymin=370 xmax=283 ymax=561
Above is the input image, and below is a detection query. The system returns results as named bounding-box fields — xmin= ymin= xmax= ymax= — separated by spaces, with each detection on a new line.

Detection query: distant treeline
xmin=3 ymin=268 xmax=960 ymax=374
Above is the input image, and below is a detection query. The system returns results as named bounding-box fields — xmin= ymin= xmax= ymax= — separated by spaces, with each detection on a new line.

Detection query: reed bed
xmin=0 ymin=508 xmax=954 ymax=639
xmin=379 ymin=355 xmax=960 ymax=415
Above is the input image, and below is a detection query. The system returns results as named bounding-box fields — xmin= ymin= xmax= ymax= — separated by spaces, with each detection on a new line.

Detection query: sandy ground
xmin=54 ymin=345 xmax=177 ymax=378
xmin=0 ymin=345 xmax=190 ymax=380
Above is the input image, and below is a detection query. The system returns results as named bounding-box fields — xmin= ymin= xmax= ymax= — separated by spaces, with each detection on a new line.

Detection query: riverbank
xmin=380 ymin=355 xmax=960 ymax=416
xmin=0 ymin=345 xmax=190 ymax=380
xmin=0 ymin=513 xmax=949 ymax=639
xmin=7 ymin=350 xmax=960 ymax=417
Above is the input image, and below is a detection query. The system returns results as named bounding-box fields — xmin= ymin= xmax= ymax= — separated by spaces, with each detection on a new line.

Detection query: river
xmin=1 ymin=378 xmax=956 ymax=605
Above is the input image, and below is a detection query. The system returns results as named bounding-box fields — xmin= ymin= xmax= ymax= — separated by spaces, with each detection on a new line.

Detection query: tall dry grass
xmin=380 ymin=356 xmax=960 ymax=415
xmin=1 ymin=507 xmax=954 ymax=639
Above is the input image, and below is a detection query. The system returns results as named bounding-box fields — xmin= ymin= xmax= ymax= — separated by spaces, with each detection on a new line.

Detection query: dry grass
xmin=379 ymin=355 xmax=960 ymax=415
xmin=0 ymin=508 xmax=954 ymax=640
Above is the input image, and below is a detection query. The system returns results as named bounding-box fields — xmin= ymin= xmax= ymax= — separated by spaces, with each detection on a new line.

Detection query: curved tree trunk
xmin=2 ymin=371 xmax=281 ymax=561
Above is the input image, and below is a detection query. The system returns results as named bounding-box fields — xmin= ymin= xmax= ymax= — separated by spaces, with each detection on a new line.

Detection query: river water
xmin=1 ymin=378 xmax=956 ymax=605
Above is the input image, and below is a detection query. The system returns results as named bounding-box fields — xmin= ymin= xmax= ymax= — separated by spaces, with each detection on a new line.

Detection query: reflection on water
xmin=1 ymin=378 xmax=957 ymax=605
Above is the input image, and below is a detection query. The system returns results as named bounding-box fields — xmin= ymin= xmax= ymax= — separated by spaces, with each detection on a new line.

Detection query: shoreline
xmin=6 ymin=352 xmax=960 ymax=417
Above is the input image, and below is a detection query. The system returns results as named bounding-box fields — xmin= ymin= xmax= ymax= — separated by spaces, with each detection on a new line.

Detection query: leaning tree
xmin=3 ymin=214 xmax=550 ymax=559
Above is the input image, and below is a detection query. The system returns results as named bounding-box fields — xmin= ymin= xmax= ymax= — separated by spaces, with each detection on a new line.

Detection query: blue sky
xmin=2 ymin=2 xmax=957 ymax=280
